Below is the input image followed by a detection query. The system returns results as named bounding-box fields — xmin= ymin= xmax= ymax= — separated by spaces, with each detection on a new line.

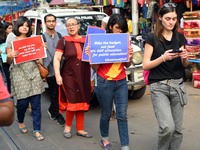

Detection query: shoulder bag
xmin=37 ymin=62 xmax=49 ymax=79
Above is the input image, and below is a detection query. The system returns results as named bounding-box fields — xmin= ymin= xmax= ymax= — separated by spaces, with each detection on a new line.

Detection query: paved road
xmin=0 ymin=81 xmax=200 ymax=150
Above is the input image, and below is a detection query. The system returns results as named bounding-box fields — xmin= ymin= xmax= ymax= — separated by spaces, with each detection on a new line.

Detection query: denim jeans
xmin=17 ymin=94 xmax=41 ymax=131
xmin=96 ymin=75 xmax=129 ymax=147
xmin=46 ymin=76 xmax=59 ymax=117
xmin=150 ymin=82 xmax=184 ymax=150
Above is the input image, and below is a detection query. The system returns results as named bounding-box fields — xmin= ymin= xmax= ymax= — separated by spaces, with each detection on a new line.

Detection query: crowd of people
xmin=0 ymin=2 xmax=189 ymax=150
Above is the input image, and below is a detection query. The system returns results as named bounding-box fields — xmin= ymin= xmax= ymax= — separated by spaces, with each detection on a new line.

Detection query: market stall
xmin=183 ymin=10 xmax=200 ymax=88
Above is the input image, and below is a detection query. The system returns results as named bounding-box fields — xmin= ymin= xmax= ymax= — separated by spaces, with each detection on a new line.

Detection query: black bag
xmin=60 ymin=56 xmax=65 ymax=71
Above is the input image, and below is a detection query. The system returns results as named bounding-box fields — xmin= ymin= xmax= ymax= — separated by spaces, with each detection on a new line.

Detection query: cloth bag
xmin=143 ymin=70 xmax=150 ymax=85
xmin=37 ymin=62 xmax=49 ymax=79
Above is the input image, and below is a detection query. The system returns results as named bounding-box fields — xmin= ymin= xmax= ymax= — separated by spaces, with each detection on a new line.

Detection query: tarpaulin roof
xmin=50 ymin=0 xmax=64 ymax=5
xmin=0 ymin=0 xmax=34 ymax=16
xmin=50 ymin=0 xmax=93 ymax=5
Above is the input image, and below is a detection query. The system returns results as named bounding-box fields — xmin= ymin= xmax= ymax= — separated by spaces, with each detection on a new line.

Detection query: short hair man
xmin=43 ymin=14 xmax=65 ymax=126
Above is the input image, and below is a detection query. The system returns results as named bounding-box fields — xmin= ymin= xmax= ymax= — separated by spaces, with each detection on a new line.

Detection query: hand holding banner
xmin=12 ymin=35 xmax=47 ymax=64
xmin=82 ymin=26 xmax=106 ymax=62
xmin=88 ymin=33 xmax=129 ymax=64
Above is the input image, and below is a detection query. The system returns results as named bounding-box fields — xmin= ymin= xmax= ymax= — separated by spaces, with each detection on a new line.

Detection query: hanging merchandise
xmin=146 ymin=1 xmax=158 ymax=19
xmin=146 ymin=0 xmax=159 ymax=31
xmin=142 ymin=2 xmax=148 ymax=18
xmin=93 ymin=0 xmax=125 ymax=7
xmin=115 ymin=0 xmax=124 ymax=7
xmin=183 ymin=11 xmax=200 ymax=60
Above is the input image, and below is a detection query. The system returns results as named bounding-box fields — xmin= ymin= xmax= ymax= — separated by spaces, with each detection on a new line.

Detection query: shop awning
xmin=50 ymin=0 xmax=93 ymax=5
xmin=50 ymin=0 xmax=65 ymax=5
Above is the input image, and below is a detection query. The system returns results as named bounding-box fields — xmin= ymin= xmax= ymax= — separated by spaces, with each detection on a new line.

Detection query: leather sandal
xmin=33 ymin=131 xmax=44 ymax=141
xmin=19 ymin=126 xmax=28 ymax=134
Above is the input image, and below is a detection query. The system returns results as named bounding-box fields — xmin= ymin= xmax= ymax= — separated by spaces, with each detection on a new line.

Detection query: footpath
xmin=0 ymin=91 xmax=103 ymax=150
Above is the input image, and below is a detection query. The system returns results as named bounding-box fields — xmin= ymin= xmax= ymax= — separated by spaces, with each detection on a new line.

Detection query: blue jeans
xmin=150 ymin=82 xmax=184 ymax=150
xmin=17 ymin=94 xmax=42 ymax=131
xmin=96 ymin=75 xmax=129 ymax=147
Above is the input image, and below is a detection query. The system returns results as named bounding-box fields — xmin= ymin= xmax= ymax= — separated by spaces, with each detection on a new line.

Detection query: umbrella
xmin=0 ymin=0 xmax=34 ymax=16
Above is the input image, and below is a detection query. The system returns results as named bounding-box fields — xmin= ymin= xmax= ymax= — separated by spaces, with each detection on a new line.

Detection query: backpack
xmin=42 ymin=32 xmax=66 ymax=71
xmin=42 ymin=32 xmax=62 ymax=42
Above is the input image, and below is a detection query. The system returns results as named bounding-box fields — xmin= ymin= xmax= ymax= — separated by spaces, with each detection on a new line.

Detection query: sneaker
xmin=47 ymin=109 xmax=57 ymax=120
xmin=100 ymin=139 xmax=114 ymax=150
xmin=56 ymin=114 xmax=65 ymax=127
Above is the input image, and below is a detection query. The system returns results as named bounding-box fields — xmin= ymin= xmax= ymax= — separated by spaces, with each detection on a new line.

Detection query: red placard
xmin=12 ymin=36 xmax=47 ymax=64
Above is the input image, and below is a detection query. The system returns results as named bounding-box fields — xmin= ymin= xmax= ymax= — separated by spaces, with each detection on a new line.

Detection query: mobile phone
xmin=170 ymin=49 xmax=182 ymax=53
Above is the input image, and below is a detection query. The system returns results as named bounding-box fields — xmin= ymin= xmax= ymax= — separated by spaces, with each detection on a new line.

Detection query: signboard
xmin=89 ymin=33 xmax=129 ymax=64
xmin=12 ymin=35 xmax=47 ymax=64
xmin=82 ymin=26 xmax=106 ymax=61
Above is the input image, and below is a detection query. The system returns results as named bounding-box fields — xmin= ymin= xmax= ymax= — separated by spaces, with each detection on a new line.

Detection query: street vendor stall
xmin=183 ymin=10 xmax=200 ymax=88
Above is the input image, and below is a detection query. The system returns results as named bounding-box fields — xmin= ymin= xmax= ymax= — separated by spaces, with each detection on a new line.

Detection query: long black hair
xmin=13 ymin=16 xmax=32 ymax=37
xmin=0 ymin=22 xmax=6 ymax=44
xmin=106 ymin=14 xmax=128 ymax=33
xmin=4 ymin=22 xmax=12 ymax=33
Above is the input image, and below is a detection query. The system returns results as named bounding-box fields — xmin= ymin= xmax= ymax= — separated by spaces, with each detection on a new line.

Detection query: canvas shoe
xmin=56 ymin=114 xmax=65 ymax=127
xmin=47 ymin=109 xmax=57 ymax=120
xmin=100 ymin=139 xmax=114 ymax=150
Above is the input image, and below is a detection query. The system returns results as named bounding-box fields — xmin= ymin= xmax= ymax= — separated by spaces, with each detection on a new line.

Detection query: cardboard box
xmin=194 ymin=80 xmax=200 ymax=88
xmin=193 ymin=71 xmax=200 ymax=80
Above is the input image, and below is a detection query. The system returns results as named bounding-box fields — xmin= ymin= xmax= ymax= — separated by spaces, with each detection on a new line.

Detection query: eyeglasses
xmin=46 ymin=20 xmax=56 ymax=23
xmin=66 ymin=23 xmax=79 ymax=28
xmin=162 ymin=3 xmax=176 ymax=8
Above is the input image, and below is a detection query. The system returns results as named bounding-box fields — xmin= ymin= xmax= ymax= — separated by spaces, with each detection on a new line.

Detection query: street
xmin=1 ymin=81 xmax=200 ymax=150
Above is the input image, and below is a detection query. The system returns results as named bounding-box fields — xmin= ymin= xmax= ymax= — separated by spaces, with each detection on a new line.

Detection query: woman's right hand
xmin=7 ymin=50 xmax=18 ymax=58
xmin=162 ymin=49 xmax=179 ymax=61
xmin=56 ymin=75 xmax=63 ymax=85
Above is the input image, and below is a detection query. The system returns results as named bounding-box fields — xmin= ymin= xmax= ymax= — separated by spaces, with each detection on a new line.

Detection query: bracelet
xmin=161 ymin=54 xmax=166 ymax=62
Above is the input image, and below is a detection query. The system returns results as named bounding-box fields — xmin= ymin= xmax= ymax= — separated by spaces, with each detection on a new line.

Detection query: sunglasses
xmin=161 ymin=3 xmax=176 ymax=10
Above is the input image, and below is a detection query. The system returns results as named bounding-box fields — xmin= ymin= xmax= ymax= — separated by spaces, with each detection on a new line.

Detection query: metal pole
xmin=10 ymin=0 xmax=13 ymax=24
xmin=132 ymin=0 xmax=138 ymax=35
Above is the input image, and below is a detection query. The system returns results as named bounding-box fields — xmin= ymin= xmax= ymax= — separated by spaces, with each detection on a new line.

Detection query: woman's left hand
xmin=42 ymin=43 xmax=48 ymax=49
xmin=179 ymin=48 xmax=188 ymax=59
xmin=85 ymin=45 xmax=90 ymax=56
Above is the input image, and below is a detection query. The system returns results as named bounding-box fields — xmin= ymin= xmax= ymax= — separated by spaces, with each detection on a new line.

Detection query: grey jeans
xmin=150 ymin=81 xmax=185 ymax=150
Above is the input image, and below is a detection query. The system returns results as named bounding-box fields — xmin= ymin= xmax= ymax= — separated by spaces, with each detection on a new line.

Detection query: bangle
xmin=161 ymin=54 xmax=166 ymax=62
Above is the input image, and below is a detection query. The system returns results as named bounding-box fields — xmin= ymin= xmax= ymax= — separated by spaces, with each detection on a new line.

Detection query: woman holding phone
xmin=143 ymin=3 xmax=189 ymax=150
